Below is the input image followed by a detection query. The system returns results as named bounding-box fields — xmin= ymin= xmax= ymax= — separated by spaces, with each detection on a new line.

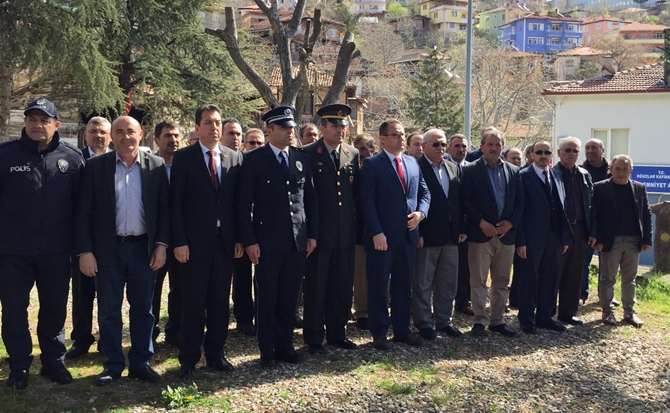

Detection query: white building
xmin=355 ymin=0 xmax=387 ymax=13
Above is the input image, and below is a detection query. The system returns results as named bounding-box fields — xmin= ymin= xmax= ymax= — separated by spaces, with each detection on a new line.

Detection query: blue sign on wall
xmin=632 ymin=165 xmax=670 ymax=193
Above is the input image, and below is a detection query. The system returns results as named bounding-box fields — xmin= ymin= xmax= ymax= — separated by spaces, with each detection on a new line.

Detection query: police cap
xmin=24 ymin=97 xmax=59 ymax=120
xmin=262 ymin=106 xmax=297 ymax=127
xmin=316 ymin=104 xmax=351 ymax=126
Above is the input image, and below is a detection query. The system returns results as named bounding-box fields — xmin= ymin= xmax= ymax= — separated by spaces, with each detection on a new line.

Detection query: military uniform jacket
xmin=237 ymin=144 xmax=319 ymax=253
xmin=304 ymin=139 xmax=359 ymax=249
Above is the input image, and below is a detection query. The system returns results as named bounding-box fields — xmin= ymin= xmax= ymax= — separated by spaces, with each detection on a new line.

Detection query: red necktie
xmin=208 ymin=150 xmax=219 ymax=191
xmin=394 ymin=156 xmax=407 ymax=192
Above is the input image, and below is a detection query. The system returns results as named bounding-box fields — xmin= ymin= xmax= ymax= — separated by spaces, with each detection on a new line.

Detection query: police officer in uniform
xmin=302 ymin=104 xmax=359 ymax=353
xmin=237 ymin=106 xmax=318 ymax=367
xmin=0 ymin=98 xmax=85 ymax=389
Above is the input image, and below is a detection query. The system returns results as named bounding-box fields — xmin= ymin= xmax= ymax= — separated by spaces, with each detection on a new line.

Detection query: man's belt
xmin=116 ymin=233 xmax=148 ymax=243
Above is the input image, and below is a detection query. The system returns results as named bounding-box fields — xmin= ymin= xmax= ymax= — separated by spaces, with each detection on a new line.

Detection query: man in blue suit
xmin=358 ymin=119 xmax=430 ymax=350
xmin=515 ymin=141 xmax=573 ymax=334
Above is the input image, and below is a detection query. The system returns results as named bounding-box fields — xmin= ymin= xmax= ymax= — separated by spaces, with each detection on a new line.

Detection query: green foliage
xmin=377 ymin=379 xmax=415 ymax=395
xmin=636 ymin=274 xmax=670 ymax=301
xmin=331 ymin=0 xmax=358 ymax=34
xmin=406 ymin=45 xmax=464 ymax=134
xmin=160 ymin=383 xmax=203 ymax=409
xmin=387 ymin=1 xmax=409 ymax=19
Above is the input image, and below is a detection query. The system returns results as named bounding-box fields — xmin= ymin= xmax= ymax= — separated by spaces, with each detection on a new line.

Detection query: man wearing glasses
xmin=358 ymin=119 xmax=430 ymax=350
xmin=553 ymin=137 xmax=593 ymax=327
xmin=243 ymin=129 xmax=265 ymax=151
xmin=515 ymin=141 xmax=572 ymax=334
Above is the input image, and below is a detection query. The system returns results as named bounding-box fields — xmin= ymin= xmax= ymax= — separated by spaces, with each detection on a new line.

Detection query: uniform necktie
xmin=279 ymin=151 xmax=289 ymax=176
xmin=543 ymin=169 xmax=552 ymax=193
xmin=207 ymin=150 xmax=219 ymax=191
xmin=331 ymin=149 xmax=339 ymax=168
xmin=394 ymin=156 xmax=407 ymax=192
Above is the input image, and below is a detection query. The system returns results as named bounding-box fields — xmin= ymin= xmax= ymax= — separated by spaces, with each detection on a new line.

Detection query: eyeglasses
xmin=562 ymin=148 xmax=580 ymax=153
xmin=245 ymin=141 xmax=263 ymax=146
xmin=535 ymin=150 xmax=552 ymax=156
xmin=383 ymin=133 xmax=405 ymax=140
xmin=431 ymin=142 xmax=447 ymax=148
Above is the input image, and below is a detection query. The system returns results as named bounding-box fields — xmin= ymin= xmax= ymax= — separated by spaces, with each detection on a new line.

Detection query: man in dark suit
xmin=358 ymin=119 xmax=430 ymax=350
xmin=302 ymin=104 xmax=359 ymax=353
xmin=414 ymin=129 xmax=466 ymax=341
xmin=170 ymin=105 xmax=242 ymax=379
xmin=590 ymin=155 xmax=652 ymax=328
xmin=461 ymin=127 xmax=523 ymax=337
xmin=515 ymin=141 xmax=573 ymax=334
xmin=554 ymin=137 xmax=593 ymax=326
xmin=67 ymin=116 xmax=112 ymax=359
xmin=237 ymin=106 xmax=318 ymax=367
xmin=77 ymin=116 xmax=169 ymax=386
xmin=445 ymin=133 xmax=473 ymax=316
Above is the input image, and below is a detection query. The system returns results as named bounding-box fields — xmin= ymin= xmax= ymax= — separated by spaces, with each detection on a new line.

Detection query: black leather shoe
xmin=558 ymin=316 xmax=584 ymax=326
xmin=328 ymin=339 xmax=357 ymax=349
xmin=128 ymin=365 xmax=160 ymax=383
xmin=488 ymin=323 xmax=517 ymax=337
xmin=307 ymin=343 xmax=324 ymax=354
xmin=355 ymin=317 xmax=369 ymax=330
xmin=40 ymin=363 xmax=73 ymax=384
xmin=521 ymin=324 xmax=537 ymax=335
xmin=293 ymin=316 xmax=303 ymax=329
xmin=165 ymin=335 xmax=181 ymax=347
xmin=536 ymin=319 xmax=566 ymax=332
xmin=372 ymin=335 xmax=389 ymax=350
xmin=392 ymin=333 xmax=423 ymax=347
xmin=65 ymin=341 xmax=93 ymax=360
xmin=95 ymin=369 xmax=121 ymax=387
xmin=612 ymin=298 xmax=621 ymax=307
xmin=260 ymin=352 xmax=276 ymax=368
xmin=471 ymin=323 xmax=488 ymax=336
xmin=178 ymin=366 xmax=195 ymax=380
xmin=237 ymin=322 xmax=256 ymax=337
xmin=438 ymin=323 xmax=463 ymax=338
xmin=6 ymin=369 xmax=29 ymax=390
xmin=419 ymin=327 xmax=437 ymax=340
xmin=206 ymin=357 xmax=234 ymax=372
xmin=275 ymin=348 xmax=305 ymax=364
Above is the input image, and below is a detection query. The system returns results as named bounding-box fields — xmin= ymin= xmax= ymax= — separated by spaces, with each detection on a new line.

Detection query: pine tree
xmin=406 ymin=46 xmax=464 ymax=135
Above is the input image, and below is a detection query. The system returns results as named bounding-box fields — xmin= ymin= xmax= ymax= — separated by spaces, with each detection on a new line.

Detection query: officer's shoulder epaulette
xmin=291 ymin=145 xmax=306 ymax=152
xmin=59 ymin=141 xmax=83 ymax=156
xmin=302 ymin=141 xmax=318 ymax=151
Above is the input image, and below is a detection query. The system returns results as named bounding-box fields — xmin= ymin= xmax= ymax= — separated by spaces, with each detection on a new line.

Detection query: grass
xmin=376 ymin=379 xmax=414 ymax=395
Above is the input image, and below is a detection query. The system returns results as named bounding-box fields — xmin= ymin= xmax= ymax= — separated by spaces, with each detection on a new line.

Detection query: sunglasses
xmin=562 ymin=148 xmax=580 ymax=153
xmin=431 ymin=142 xmax=447 ymax=147
xmin=535 ymin=150 xmax=552 ymax=156
xmin=246 ymin=141 xmax=263 ymax=146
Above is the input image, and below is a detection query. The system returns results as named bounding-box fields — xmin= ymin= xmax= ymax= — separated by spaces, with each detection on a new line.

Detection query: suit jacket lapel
xmin=105 ymin=153 xmax=117 ymax=206
xmin=381 ymin=152 xmax=405 ymax=194
xmin=420 ymin=157 xmax=445 ymax=201
xmin=193 ymin=143 xmax=217 ymax=190
xmin=477 ymin=158 xmax=497 ymax=202
xmin=139 ymin=150 xmax=149 ymax=211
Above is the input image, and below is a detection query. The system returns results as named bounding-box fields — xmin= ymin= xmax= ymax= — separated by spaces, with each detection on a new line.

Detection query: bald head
xmin=112 ymin=116 xmax=144 ymax=159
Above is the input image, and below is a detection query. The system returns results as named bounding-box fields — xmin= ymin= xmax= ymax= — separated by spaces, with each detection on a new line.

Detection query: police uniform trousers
xmin=254 ymin=245 xmax=305 ymax=355
xmin=70 ymin=255 xmax=97 ymax=346
xmin=0 ymin=253 xmax=70 ymax=372
xmin=152 ymin=249 xmax=183 ymax=341
xmin=303 ymin=245 xmax=355 ymax=345
xmin=179 ymin=234 xmax=233 ymax=368
xmin=233 ymin=252 xmax=255 ymax=326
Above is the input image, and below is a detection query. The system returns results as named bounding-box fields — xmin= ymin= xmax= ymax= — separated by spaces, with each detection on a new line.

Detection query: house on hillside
xmin=603 ymin=22 xmax=669 ymax=56
xmin=580 ymin=15 xmax=628 ymax=46
xmin=476 ymin=6 xmax=526 ymax=40
xmin=553 ymin=47 xmax=607 ymax=80
xmin=418 ymin=0 xmax=471 ymax=41
xmin=355 ymin=0 xmax=387 ymax=14
xmin=499 ymin=13 xmax=583 ymax=54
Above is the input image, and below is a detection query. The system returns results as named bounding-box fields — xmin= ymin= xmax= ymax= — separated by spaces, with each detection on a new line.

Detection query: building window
xmin=422 ymin=4 xmax=427 ymax=10
xmin=462 ymin=13 xmax=466 ymax=19
xmin=640 ymin=33 xmax=649 ymax=39
xmin=486 ymin=28 xmax=490 ymax=33
xmin=451 ymin=11 xmax=458 ymax=17
xmin=607 ymin=22 xmax=613 ymax=29
xmin=550 ymin=37 xmax=560 ymax=45
xmin=567 ymin=24 xmax=577 ymax=32
xmin=433 ymin=12 xmax=437 ymax=18
xmin=459 ymin=24 xmax=466 ymax=31
xmin=529 ymin=23 xmax=544 ymax=31
xmin=595 ymin=23 xmax=601 ymax=29
xmin=330 ymin=29 xmax=336 ymax=37
xmin=528 ymin=37 xmax=544 ymax=44
xmin=449 ymin=22 xmax=456 ymax=29
xmin=565 ymin=37 xmax=579 ymax=45
xmin=551 ymin=23 xmax=561 ymax=31
xmin=592 ymin=129 xmax=629 ymax=158
xmin=653 ymin=32 xmax=663 ymax=39
xmin=502 ymin=13 xmax=505 ymax=20
xmin=486 ymin=16 xmax=489 ymax=22
xmin=565 ymin=59 xmax=574 ymax=67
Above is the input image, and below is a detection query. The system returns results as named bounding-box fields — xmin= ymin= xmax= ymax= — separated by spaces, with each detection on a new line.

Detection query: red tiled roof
xmin=502 ymin=13 xmax=582 ymax=27
xmin=619 ymin=22 xmax=669 ymax=32
xmin=582 ymin=15 xmax=625 ymax=24
xmin=556 ymin=47 xmax=607 ymax=56
xmin=269 ymin=66 xmax=335 ymax=88
xmin=542 ymin=63 xmax=669 ymax=95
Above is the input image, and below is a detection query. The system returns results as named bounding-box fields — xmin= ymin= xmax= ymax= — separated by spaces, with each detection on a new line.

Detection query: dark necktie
xmin=394 ymin=156 xmax=407 ymax=192
xmin=279 ymin=151 xmax=289 ymax=176
xmin=543 ymin=169 xmax=552 ymax=193
xmin=331 ymin=149 xmax=339 ymax=168
xmin=207 ymin=150 xmax=219 ymax=191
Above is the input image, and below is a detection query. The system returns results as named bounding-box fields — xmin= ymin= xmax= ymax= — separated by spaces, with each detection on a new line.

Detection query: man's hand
xmin=174 ymin=245 xmax=189 ymax=263
xmin=642 ymin=244 xmax=652 ymax=252
xmin=150 ymin=244 xmax=167 ymax=270
xmin=561 ymin=245 xmax=569 ymax=254
xmin=594 ymin=243 xmax=603 ymax=252
xmin=417 ymin=237 xmax=424 ymax=249
xmin=306 ymin=238 xmax=317 ymax=258
xmin=495 ymin=220 xmax=513 ymax=238
xmin=588 ymin=237 xmax=597 ymax=248
xmin=479 ymin=219 xmax=498 ymax=238
xmin=407 ymin=211 xmax=423 ymax=231
xmin=516 ymin=246 xmax=527 ymax=259
xmin=246 ymin=244 xmax=261 ymax=265
xmin=373 ymin=233 xmax=388 ymax=251
xmin=234 ymin=242 xmax=244 ymax=259
xmin=458 ymin=234 xmax=468 ymax=243
xmin=79 ymin=252 xmax=98 ymax=277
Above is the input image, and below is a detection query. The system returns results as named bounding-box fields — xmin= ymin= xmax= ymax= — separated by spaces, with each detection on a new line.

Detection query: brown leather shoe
xmin=623 ymin=313 xmax=643 ymax=328
xmin=372 ymin=335 xmax=389 ymax=351
xmin=392 ymin=333 xmax=423 ymax=347
xmin=602 ymin=313 xmax=617 ymax=326
xmin=460 ymin=305 xmax=475 ymax=316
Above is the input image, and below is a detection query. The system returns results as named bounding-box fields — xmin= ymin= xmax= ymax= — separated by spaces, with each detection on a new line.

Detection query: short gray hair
xmin=611 ymin=154 xmax=634 ymax=168
xmin=524 ymin=144 xmax=533 ymax=155
xmin=449 ymin=133 xmax=467 ymax=145
xmin=422 ymin=128 xmax=446 ymax=144
xmin=87 ymin=116 xmax=110 ymax=129
xmin=558 ymin=136 xmax=582 ymax=150
xmin=480 ymin=127 xmax=504 ymax=146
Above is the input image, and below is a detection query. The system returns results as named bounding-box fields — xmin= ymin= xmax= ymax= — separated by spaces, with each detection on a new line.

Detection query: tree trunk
xmin=0 ymin=58 xmax=13 ymax=142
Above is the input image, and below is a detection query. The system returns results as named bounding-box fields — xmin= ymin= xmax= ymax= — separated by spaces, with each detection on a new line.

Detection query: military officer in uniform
xmin=302 ymin=104 xmax=359 ymax=353
xmin=237 ymin=106 xmax=318 ymax=367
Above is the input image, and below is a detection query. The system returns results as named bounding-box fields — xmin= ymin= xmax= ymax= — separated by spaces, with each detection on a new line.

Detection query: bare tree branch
xmin=321 ymin=31 xmax=360 ymax=107
xmin=287 ymin=0 xmax=308 ymax=37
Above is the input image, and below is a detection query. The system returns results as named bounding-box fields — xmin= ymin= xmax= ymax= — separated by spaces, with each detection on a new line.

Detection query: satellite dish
xmin=599 ymin=56 xmax=619 ymax=75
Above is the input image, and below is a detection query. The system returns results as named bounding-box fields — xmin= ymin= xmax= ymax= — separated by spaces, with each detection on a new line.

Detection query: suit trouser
xmin=0 ymin=253 xmax=70 ymax=372
xmin=516 ymin=232 xmax=562 ymax=326
xmin=351 ymin=244 xmax=368 ymax=320
xmin=508 ymin=255 xmax=522 ymax=307
xmin=233 ymin=252 xmax=255 ymax=326
xmin=303 ymin=245 xmax=355 ymax=345
xmin=557 ymin=222 xmax=587 ymax=319
xmin=581 ymin=246 xmax=596 ymax=300
xmin=70 ymin=256 xmax=96 ymax=346
xmin=468 ymin=238 xmax=514 ymax=326
xmin=152 ymin=251 xmax=183 ymax=340
xmin=413 ymin=243 xmax=459 ymax=330
xmin=255 ymin=248 xmax=305 ymax=355
xmin=599 ymin=235 xmax=640 ymax=316
xmin=179 ymin=235 xmax=233 ymax=368
xmin=454 ymin=241 xmax=472 ymax=309
xmin=96 ymin=240 xmax=156 ymax=373
xmin=366 ymin=240 xmax=415 ymax=337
